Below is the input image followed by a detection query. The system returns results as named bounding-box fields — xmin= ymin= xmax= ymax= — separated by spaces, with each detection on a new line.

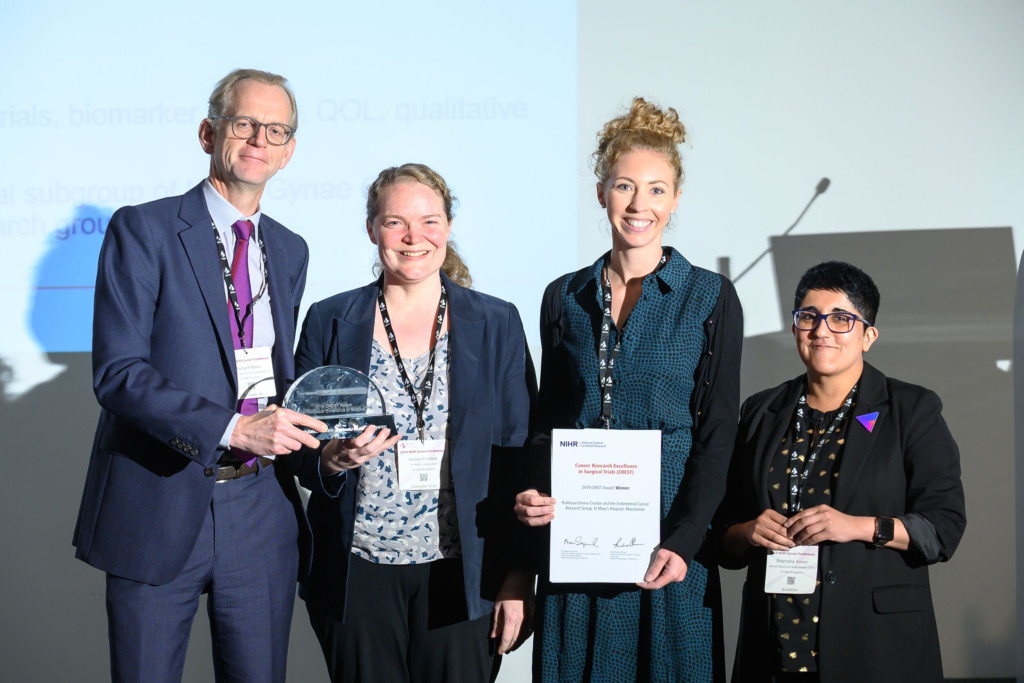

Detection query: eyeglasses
xmin=210 ymin=116 xmax=295 ymax=146
xmin=792 ymin=309 xmax=873 ymax=333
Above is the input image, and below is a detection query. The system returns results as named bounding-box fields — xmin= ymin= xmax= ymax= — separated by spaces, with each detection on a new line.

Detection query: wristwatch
xmin=873 ymin=517 xmax=894 ymax=546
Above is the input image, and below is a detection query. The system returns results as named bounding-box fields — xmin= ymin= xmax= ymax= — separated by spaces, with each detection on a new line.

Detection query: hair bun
xmin=593 ymin=97 xmax=688 ymax=188
xmin=599 ymin=97 xmax=686 ymax=149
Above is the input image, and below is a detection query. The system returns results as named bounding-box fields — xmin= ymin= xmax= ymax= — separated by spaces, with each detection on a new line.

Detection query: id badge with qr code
xmin=397 ymin=439 xmax=446 ymax=491
xmin=764 ymin=546 xmax=819 ymax=594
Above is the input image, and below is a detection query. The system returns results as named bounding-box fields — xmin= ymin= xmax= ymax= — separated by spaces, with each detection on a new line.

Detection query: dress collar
xmin=568 ymin=245 xmax=692 ymax=296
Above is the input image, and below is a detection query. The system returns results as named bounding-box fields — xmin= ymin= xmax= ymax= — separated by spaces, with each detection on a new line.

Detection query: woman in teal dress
xmin=515 ymin=98 xmax=743 ymax=682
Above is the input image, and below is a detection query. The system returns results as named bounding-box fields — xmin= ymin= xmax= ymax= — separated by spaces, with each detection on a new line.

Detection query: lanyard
xmin=787 ymin=384 xmax=857 ymax=513
xmin=598 ymin=250 xmax=668 ymax=428
xmin=212 ymin=220 xmax=268 ymax=349
xmin=377 ymin=280 xmax=448 ymax=441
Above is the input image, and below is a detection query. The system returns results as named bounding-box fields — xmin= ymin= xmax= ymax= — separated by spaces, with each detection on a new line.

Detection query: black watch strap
xmin=873 ymin=516 xmax=895 ymax=546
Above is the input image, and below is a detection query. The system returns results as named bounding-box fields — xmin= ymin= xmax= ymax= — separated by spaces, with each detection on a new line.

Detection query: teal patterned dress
xmin=531 ymin=248 xmax=742 ymax=683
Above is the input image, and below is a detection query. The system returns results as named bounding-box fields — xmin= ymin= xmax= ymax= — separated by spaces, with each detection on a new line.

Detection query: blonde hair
xmin=208 ymin=68 xmax=298 ymax=131
xmin=366 ymin=163 xmax=472 ymax=288
xmin=593 ymin=97 xmax=687 ymax=190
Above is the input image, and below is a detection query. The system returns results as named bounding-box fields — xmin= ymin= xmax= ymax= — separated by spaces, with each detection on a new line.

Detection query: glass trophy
xmin=283 ymin=365 xmax=396 ymax=440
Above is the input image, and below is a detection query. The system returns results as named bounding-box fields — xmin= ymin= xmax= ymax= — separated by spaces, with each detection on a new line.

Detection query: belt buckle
xmin=215 ymin=457 xmax=269 ymax=482
xmin=215 ymin=461 xmax=246 ymax=483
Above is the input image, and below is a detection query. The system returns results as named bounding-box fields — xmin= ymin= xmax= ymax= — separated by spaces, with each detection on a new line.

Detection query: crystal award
xmin=283 ymin=365 xmax=396 ymax=440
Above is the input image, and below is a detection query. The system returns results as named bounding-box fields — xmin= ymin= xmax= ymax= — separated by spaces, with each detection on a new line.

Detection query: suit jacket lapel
xmin=444 ymin=275 xmax=483 ymax=481
xmin=177 ymin=183 xmax=237 ymax=392
xmin=314 ymin=283 xmax=376 ymax=494
xmin=259 ymin=217 xmax=294 ymax=399
xmin=754 ymin=379 xmax=805 ymax=511
xmin=332 ymin=284 xmax=377 ymax=372
xmin=832 ymin=362 xmax=890 ymax=510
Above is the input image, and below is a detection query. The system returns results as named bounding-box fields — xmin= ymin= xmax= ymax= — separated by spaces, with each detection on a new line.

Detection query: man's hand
xmin=230 ymin=405 xmax=326 ymax=455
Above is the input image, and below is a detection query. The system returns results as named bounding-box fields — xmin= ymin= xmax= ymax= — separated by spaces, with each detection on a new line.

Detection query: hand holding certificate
xmin=549 ymin=428 xmax=661 ymax=584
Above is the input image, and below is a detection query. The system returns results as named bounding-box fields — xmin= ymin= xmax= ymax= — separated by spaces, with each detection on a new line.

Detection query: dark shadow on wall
xmin=0 ymin=356 xmax=12 ymax=389
xmin=0 ymin=205 xmax=112 ymax=678
xmin=29 ymin=204 xmax=110 ymax=352
xmin=0 ymin=352 xmax=107 ymax=682
xmin=1014 ymin=248 xmax=1024 ymax=683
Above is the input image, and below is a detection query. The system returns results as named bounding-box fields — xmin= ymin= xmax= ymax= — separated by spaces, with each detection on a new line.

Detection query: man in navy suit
xmin=73 ymin=68 xmax=326 ymax=683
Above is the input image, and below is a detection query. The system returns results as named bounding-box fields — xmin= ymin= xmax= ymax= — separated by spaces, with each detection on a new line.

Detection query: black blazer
xmin=717 ymin=362 xmax=966 ymax=683
xmin=283 ymin=273 xmax=536 ymax=622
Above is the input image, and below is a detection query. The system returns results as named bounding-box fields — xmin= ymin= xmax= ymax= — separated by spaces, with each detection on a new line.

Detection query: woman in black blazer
xmin=717 ymin=261 xmax=965 ymax=683
xmin=287 ymin=163 xmax=536 ymax=682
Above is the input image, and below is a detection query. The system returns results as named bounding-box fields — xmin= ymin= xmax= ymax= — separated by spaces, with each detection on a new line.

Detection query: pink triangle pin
xmin=856 ymin=412 xmax=879 ymax=433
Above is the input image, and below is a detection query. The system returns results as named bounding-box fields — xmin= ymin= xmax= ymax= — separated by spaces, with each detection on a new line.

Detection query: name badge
xmin=764 ymin=546 xmax=819 ymax=594
xmin=235 ymin=346 xmax=275 ymax=401
xmin=397 ymin=439 xmax=447 ymax=491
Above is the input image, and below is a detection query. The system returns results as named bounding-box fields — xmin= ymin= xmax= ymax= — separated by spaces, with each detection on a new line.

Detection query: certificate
xmin=549 ymin=428 xmax=661 ymax=583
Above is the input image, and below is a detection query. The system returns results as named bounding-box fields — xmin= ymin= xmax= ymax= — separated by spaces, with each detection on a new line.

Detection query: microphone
xmin=731 ymin=177 xmax=830 ymax=284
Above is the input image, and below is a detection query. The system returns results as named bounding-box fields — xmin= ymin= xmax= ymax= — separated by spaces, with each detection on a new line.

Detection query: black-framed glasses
xmin=792 ymin=309 xmax=873 ymax=333
xmin=210 ymin=116 xmax=295 ymax=146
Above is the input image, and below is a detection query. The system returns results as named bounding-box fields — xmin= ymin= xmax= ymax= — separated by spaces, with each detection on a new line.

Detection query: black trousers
xmin=307 ymin=556 xmax=500 ymax=683
xmin=773 ymin=673 xmax=820 ymax=683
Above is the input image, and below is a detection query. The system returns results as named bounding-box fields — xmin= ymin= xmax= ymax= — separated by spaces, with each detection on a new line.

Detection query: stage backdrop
xmin=1 ymin=1 xmax=1021 ymax=680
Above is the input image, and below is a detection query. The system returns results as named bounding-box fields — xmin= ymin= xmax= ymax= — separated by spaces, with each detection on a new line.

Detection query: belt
xmin=215 ymin=456 xmax=273 ymax=482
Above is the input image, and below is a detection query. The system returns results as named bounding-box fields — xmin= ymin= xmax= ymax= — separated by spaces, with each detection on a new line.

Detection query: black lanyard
xmin=377 ymin=280 xmax=448 ymax=441
xmin=598 ymin=250 xmax=668 ymax=428
xmin=787 ymin=384 xmax=857 ymax=513
xmin=212 ymin=220 xmax=268 ymax=349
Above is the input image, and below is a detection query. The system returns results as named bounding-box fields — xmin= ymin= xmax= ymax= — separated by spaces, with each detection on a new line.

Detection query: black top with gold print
xmin=766 ymin=402 xmax=854 ymax=673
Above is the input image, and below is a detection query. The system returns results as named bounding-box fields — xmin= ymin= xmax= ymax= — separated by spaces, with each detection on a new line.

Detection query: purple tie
xmin=229 ymin=220 xmax=259 ymax=465
xmin=229 ymin=219 xmax=259 ymax=417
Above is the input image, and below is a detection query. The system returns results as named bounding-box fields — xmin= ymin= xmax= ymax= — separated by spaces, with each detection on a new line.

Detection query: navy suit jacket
xmin=73 ymin=181 xmax=312 ymax=586
xmin=285 ymin=274 xmax=535 ymax=622
xmin=717 ymin=362 xmax=966 ymax=683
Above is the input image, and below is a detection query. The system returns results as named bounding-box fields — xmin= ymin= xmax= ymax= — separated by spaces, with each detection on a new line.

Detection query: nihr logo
xmin=560 ymin=441 xmax=579 ymax=447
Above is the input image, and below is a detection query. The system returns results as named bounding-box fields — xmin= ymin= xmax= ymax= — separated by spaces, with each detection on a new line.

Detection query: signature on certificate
xmin=563 ymin=536 xmax=599 ymax=548
xmin=613 ymin=537 xmax=644 ymax=548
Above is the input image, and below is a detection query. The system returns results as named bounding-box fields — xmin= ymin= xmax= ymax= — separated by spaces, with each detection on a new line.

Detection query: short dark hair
xmin=793 ymin=261 xmax=880 ymax=325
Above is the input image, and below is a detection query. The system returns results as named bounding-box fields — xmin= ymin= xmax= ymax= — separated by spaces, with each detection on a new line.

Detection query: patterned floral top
xmin=350 ymin=332 xmax=462 ymax=564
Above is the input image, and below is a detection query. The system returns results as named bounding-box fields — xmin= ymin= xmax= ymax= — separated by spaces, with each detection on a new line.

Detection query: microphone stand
xmin=731 ymin=178 xmax=830 ymax=284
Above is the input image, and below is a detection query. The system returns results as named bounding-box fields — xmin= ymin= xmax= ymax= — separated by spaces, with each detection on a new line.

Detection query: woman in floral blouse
xmin=289 ymin=163 xmax=536 ymax=683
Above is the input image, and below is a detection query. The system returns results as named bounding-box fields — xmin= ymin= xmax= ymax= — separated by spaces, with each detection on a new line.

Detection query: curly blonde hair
xmin=593 ymin=97 xmax=687 ymax=190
